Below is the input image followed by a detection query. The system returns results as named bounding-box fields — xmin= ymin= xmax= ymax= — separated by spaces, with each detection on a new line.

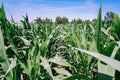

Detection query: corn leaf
xmin=0 ymin=27 xmax=12 ymax=79
xmin=49 ymin=55 xmax=71 ymax=67
xmin=95 ymin=5 xmax=102 ymax=52
xmin=68 ymin=44 xmax=120 ymax=72
xmin=54 ymin=68 xmax=72 ymax=76
xmin=63 ymin=74 xmax=92 ymax=80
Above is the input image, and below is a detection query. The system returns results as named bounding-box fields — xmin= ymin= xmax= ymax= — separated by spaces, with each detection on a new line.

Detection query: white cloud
xmin=5 ymin=0 xmax=99 ymax=22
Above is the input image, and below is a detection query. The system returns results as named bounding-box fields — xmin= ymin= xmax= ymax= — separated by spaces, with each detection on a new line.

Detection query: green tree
xmin=71 ymin=18 xmax=82 ymax=24
xmin=55 ymin=16 xmax=62 ymax=24
xmin=34 ymin=17 xmax=42 ymax=24
xmin=104 ymin=12 xmax=114 ymax=23
xmin=84 ymin=20 xmax=91 ymax=24
xmin=55 ymin=16 xmax=69 ymax=24
xmin=42 ymin=17 xmax=52 ymax=24
xmin=104 ymin=12 xmax=115 ymax=28
xmin=62 ymin=16 xmax=69 ymax=24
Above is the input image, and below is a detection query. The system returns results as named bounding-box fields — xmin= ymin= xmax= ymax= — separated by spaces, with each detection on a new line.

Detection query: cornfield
xmin=0 ymin=4 xmax=120 ymax=80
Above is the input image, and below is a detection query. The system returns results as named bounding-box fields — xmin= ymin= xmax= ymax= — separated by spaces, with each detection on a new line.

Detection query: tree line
xmin=33 ymin=12 xmax=116 ymax=25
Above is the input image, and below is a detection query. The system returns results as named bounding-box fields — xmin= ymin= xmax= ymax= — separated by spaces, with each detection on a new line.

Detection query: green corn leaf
xmin=13 ymin=65 xmax=22 ymax=80
xmin=30 ymin=64 xmax=39 ymax=80
xmin=41 ymin=57 xmax=53 ymax=78
xmin=0 ymin=4 xmax=6 ymax=22
xmin=95 ymin=5 xmax=102 ymax=52
xmin=3 ymin=58 xmax=16 ymax=78
xmin=0 ymin=27 xmax=12 ymax=79
xmin=63 ymin=74 xmax=92 ymax=80
xmin=49 ymin=55 xmax=71 ymax=67
xmin=54 ymin=67 xmax=72 ymax=76
xmin=95 ymin=5 xmax=116 ymax=80
xmin=68 ymin=44 xmax=120 ymax=72
xmin=98 ymin=62 xmax=115 ymax=80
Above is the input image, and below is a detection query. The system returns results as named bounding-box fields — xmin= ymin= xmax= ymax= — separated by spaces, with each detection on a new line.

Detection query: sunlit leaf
xmin=49 ymin=55 xmax=71 ymax=67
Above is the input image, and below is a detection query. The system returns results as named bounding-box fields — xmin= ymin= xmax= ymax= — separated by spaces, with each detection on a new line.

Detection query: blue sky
xmin=0 ymin=0 xmax=120 ymax=22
